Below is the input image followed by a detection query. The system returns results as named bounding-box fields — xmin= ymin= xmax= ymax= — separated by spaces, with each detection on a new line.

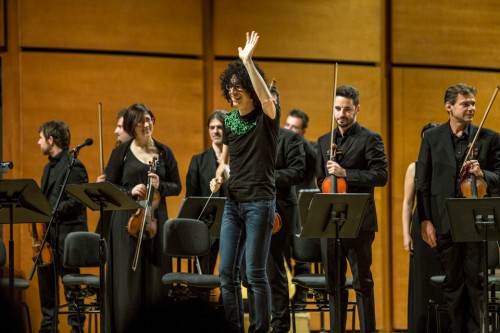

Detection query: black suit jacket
xmin=416 ymin=122 xmax=500 ymax=234
xmin=316 ymin=122 xmax=388 ymax=232
xmin=186 ymin=147 xmax=224 ymax=197
xmin=275 ymin=128 xmax=306 ymax=235
xmin=41 ymin=150 xmax=88 ymax=250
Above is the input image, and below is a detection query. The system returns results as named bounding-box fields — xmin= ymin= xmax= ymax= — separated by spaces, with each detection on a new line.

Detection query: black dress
xmin=104 ymin=141 xmax=181 ymax=333
xmin=408 ymin=162 xmax=448 ymax=332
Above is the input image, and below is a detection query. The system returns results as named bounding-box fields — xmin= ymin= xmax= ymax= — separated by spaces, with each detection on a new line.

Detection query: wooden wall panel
xmin=392 ymin=0 xmax=500 ymax=69
xmin=15 ymin=52 xmax=203 ymax=332
xmin=214 ymin=0 xmax=382 ymax=62
xmin=213 ymin=60 xmax=388 ymax=330
xmin=390 ymin=67 xmax=500 ymax=329
xmin=19 ymin=0 xmax=203 ymax=55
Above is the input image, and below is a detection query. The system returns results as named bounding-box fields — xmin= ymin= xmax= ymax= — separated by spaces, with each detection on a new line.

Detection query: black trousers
xmin=321 ymin=231 xmax=376 ymax=333
xmin=436 ymin=232 xmax=483 ymax=333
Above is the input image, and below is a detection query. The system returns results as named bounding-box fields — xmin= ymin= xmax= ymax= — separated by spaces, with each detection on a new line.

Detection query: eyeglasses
xmin=225 ymin=84 xmax=243 ymax=92
xmin=136 ymin=117 xmax=154 ymax=127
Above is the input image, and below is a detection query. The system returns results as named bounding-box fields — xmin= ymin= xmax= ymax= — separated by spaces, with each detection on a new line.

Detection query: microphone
xmin=0 ymin=161 xmax=13 ymax=169
xmin=70 ymin=138 xmax=94 ymax=153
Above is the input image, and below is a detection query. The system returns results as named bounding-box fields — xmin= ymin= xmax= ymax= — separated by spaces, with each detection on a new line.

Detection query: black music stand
xmin=301 ymin=193 xmax=369 ymax=333
xmin=65 ymin=181 xmax=141 ymax=332
xmin=298 ymin=189 xmax=320 ymax=231
xmin=177 ymin=197 xmax=226 ymax=274
xmin=0 ymin=179 xmax=52 ymax=299
xmin=177 ymin=197 xmax=226 ymax=238
xmin=446 ymin=197 xmax=500 ymax=333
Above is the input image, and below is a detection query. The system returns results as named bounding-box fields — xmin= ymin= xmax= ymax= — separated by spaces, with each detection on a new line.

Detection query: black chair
xmin=60 ymin=231 xmax=107 ymax=333
xmin=0 ymin=238 xmax=32 ymax=333
xmin=427 ymin=241 xmax=500 ymax=333
xmin=161 ymin=218 xmax=220 ymax=302
xmin=290 ymin=236 xmax=357 ymax=333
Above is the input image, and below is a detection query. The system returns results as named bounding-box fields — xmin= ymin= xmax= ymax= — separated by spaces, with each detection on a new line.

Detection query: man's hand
xmin=326 ymin=160 xmax=346 ymax=177
xmin=210 ymin=177 xmax=224 ymax=193
xmin=421 ymin=220 xmax=437 ymax=248
xmin=238 ymin=31 xmax=259 ymax=64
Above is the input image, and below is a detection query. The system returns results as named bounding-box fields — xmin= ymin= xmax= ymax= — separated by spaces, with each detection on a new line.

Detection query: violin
xmin=322 ymin=62 xmax=347 ymax=195
xmin=130 ymin=157 xmax=160 ymax=271
xmin=272 ymin=210 xmax=282 ymax=234
xmin=458 ymin=86 xmax=499 ymax=198
xmin=28 ymin=223 xmax=53 ymax=266
xmin=127 ymin=157 xmax=160 ymax=239
xmin=321 ymin=143 xmax=347 ymax=194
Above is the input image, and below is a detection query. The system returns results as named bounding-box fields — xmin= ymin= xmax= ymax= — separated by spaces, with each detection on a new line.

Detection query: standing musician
xmin=284 ymin=108 xmax=318 ymax=307
xmin=104 ymin=103 xmax=182 ymax=333
xmin=243 ymin=85 xmax=306 ymax=333
xmin=186 ymin=109 xmax=228 ymax=274
xmin=36 ymin=120 xmax=89 ymax=333
xmin=316 ymin=85 xmax=388 ymax=332
xmin=416 ymin=83 xmax=500 ymax=333
xmin=210 ymin=31 xmax=279 ymax=333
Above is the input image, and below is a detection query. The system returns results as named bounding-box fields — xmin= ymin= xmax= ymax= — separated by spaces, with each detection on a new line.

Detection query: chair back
xmin=163 ymin=218 xmax=210 ymax=257
xmin=63 ymin=232 xmax=106 ymax=268
xmin=488 ymin=241 xmax=500 ymax=269
xmin=292 ymin=237 xmax=322 ymax=263
xmin=0 ymin=239 xmax=6 ymax=267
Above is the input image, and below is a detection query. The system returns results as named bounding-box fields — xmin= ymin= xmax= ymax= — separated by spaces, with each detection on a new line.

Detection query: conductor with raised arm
xmin=210 ymin=31 xmax=279 ymax=333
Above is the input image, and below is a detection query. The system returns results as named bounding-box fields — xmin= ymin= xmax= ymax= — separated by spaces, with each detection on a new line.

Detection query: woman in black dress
xmin=402 ymin=122 xmax=448 ymax=332
xmin=104 ymin=103 xmax=181 ymax=333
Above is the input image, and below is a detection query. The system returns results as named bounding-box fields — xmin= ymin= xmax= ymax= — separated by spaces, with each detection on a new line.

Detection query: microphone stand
xmin=29 ymin=150 xmax=79 ymax=333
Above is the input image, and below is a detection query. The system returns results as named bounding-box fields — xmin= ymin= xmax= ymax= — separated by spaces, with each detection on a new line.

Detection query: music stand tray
xmin=298 ymin=189 xmax=320 ymax=229
xmin=0 ymin=179 xmax=52 ymax=223
xmin=65 ymin=182 xmax=141 ymax=212
xmin=446 ymin=197 xmax=500 ymax=333
xmin=0 ymin=179 xmax=52 ymax=299
xmin=446 ymin=198 xmax=500 ymax=242
xmin=177 ymin=197 xmax=226 ymax=238
xmin=301 ymin=193 xmax=369 ymax=239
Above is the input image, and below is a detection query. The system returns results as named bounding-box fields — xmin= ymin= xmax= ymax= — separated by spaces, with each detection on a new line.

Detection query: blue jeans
xmin=219 ymin=199 xmax=275 ymax=333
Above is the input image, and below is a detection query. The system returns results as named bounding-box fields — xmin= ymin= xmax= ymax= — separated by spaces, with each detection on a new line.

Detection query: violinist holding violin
xmin=36 ymin=120 xmax=89 ymax=333
xmin=104 ymin=104 xmax=181 ymax=333
xmin=416 ymin=83 xmax=500 ymax=333
xmin=316 ymin=85 xmax=388 ymax=333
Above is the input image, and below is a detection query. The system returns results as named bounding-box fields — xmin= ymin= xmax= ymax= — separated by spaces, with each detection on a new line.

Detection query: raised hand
xmin=238 ymin=31 xmax=259 ymax=63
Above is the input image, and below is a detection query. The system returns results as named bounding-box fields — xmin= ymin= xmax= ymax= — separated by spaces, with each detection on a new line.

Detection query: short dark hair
xmin=207 ymin=110 xmax=227 ymax=127
xmin=444 ymin=83 xmax=477 ymax=105
xmin=336 ymin=85 xmax=360 ymax=106
xmin=288 ymin=109 xmax=309 ymax=129
xmin=421 ymin=122 xmax=439 ymax=138
xmin=123 ymin=104 xmax=155 ymax=138
xmin=220 ymin=60 xmax=267 ymax=106
xmin=117 ymin=109 xmax=126 ymax=119
xmin=38 ymin=120 xmax=70 ymax=151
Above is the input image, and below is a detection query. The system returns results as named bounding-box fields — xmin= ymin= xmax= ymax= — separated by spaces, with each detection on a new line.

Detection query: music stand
xmin=0 ymin=179 xmax=52 ymax=299
xmin=446 ymin=197 xmax=500 ymax=333
xmin=297 ymin=189 xmax=320 ymax=231
xmin=65 ymin=181 xmax=141 ymax=332
xmin=177 ymin=197 xmax=226 ymax=238
xmin=301 ymin=193 xmax=369 ymax=333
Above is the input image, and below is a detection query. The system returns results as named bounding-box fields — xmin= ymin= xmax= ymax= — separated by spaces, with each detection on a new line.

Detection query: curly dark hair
xmin=38 ymin=120 xmax=71 ymax=151
xmin=219 ymin=60 xmax=267 ymax=105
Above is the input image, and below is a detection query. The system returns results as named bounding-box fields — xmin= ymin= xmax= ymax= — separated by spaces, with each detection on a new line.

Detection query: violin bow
xmin=98 ymin=102 xmax=105 ymax=174
xmin=459 ymin=85 xmax=500 ymax=174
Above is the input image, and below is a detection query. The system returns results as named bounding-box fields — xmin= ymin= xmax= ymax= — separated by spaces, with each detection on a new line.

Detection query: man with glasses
xmin=210 ymin=31 xmax=279 ymax=333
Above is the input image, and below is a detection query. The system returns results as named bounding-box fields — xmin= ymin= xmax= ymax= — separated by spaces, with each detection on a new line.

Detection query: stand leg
xmin=334 ymin=222 xmax=341 ymax=333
